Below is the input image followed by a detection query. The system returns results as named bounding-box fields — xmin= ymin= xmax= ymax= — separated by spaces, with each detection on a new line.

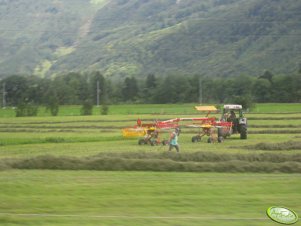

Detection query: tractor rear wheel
xmin=218 ymin=127 xmax=231 ymax=138
xmin=218 ymin=128 xmax=223 ymax=138
xmin=192 ymin=136 xmax=201 ymax=142
xmin=138 ymin=138 xmax=146 ymax=145
xmin=162 ymin=140 xmax=168 ymax=145
xmin=240 ymin=125 xmax=247 ymax=139
xmin=150 ymin=140 xmax=156 ymax=146
xmin=218 ymin=136 xmax=224 ymax=143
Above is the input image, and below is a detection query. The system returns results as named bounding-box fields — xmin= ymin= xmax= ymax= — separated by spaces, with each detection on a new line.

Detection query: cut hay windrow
xmin=1 ymin=151 xmax=301 ymax=173
xmin=0 ymin=125 xmax=123 ymax=129
xmin=242 ymin=141 xmax=301 ymax=151
xmin=92 ymin=151 xmax=301 ymax=163
xmin=248 ymin=130 xmax=301 ymax=134
xmin=250 ymin=125 xmax=301 ymax=128
xmin=248 ymin=117 xmax=301 ymax=120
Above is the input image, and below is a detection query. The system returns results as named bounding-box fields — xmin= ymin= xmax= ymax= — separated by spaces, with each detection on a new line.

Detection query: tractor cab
xmin=220 ymin=105 xmax=247 ymax=139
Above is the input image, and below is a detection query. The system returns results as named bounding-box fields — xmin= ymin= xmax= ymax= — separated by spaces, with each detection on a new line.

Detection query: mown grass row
xmin=1 ymin=150 xmax=301 ymax=173
xmin=2 ymin=123 xmax=301 ymax=129
xmin=250 ymin=125 xmax=301 ymax=128
xmin=249 ymin=130 xmax=301 ymax=134
xmin=243 ymin=141 xmax=301 ymax=151
xmin=3 ymin=156 xmax=301 ymax=173
xmin=1 ymin=127 xmax=301 ymax=135
xmin=0 ymin=125 xmax=123 ymax=129
xmin=0 ymin=136 xmax=125 ymax=146
xmin=248 ymin=117 xmax=301 ymax=120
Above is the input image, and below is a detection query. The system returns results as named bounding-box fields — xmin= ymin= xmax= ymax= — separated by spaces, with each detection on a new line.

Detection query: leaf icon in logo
xmin=267 ymin=207 xmax=299 ymax=225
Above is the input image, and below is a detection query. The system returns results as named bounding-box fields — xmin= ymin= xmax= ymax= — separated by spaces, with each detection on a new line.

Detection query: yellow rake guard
xmin=194 ymin=106 xmax=217 ymax=112
xmin=200 ymin=124 xmax=213 ymax=129
xmin=122 ymin=127 xmax=146 ymax=137
xmin=194 ymin=106 xmax=218 ymax=117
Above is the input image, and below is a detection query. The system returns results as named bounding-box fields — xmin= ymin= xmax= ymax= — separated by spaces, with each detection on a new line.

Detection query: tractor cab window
xmin=229 ymin=111 xmax=236 ymax=121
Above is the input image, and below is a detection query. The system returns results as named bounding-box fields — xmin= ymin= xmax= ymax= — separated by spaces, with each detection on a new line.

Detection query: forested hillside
xmin=0 ymin=0 xmax=300 ymax=78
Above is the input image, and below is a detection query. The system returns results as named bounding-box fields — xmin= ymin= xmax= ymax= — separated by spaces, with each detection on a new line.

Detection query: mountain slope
xmin=0 ymin=0 xmax=300 ymax=78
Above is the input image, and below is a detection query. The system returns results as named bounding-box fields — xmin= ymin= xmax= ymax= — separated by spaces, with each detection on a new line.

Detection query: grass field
xmin=0 ymin=171 xmax=300 ymax=226
xmin=1 ymin=103 xmax=301 ymax=117
xmin=0 ymin=103 xmax=301 ymax=225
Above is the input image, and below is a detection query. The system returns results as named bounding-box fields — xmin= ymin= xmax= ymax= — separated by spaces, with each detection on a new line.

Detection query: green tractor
xmin=218 ymin=105 xmax=248 ymax=139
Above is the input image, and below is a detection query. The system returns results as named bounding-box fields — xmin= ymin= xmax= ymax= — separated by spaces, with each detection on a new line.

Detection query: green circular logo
xmin=267 ymin=207 xmax=298 ymax=225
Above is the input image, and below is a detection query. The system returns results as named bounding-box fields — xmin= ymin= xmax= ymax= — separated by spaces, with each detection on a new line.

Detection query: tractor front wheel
xmin=240 ymin=125 xmax=247 ymax=139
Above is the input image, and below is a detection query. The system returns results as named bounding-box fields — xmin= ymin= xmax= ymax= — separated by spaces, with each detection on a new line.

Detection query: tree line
xmin=0 ymin=71 xmax=300 ymax=116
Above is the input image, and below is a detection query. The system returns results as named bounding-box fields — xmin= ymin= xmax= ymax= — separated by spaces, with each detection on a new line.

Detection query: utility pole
xmin=2 ymin=82 xmax=6 ymax=109
xmin=96 ymin=80 xmax=101 ymax=107
xmin=199 ymin=77 xmax=202 ymax=104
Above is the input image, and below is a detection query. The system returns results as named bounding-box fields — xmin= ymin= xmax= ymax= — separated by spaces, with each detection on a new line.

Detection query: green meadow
xmin=0 ymin=171 xmax=300 ymax=226
xmin=1 ymin=103 xmax=301 ymax=117
xmin=0 ymin=103 xmax=301 ymax=225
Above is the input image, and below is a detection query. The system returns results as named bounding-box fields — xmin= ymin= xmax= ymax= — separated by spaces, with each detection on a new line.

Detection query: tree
xmin=80 ymin=99 xmax=93 ymax=115
xmin=52 ymin=76 xmax=75 ymax=104
xmin=3 ymin=75 xmax=28 ymax=106
xmin=173 ymin=75 xmax=191 ymax=103
xmin=259 ymin=70 xmax=274 ymax=83
xmin=15 ymin=101 xmax=39 ymax=117
xmin=101 ymin=103 xmax=109 ymax=115
xmin=230 ymin=75 xmax=254 ymax=97
xmin=45 ymin=90 xmax=60 ymax=116
xmin=48 ymin=100 xmax=59 ymax=116
xmin=23 ymin=76 xmax=45 ymax=105
xmin=230 ymin=95 xmax=255 ymax=110
xmin=291 ymin=74 xmax=301 ymax=102
xmin=142 ymin=74 xmax=157 ymax=103
xmin=185 ymin=75 xmax=199 ymax=103
xmin=222 ymin=76 xmax=255 ymax=109
xmin=153 ymin=75 xmax=177 ymax=103
xmin=122 ymin=77 xmax=139 ymax=102
xmin=145 ymin=74 xmax=157 ymax=89
xmin=252 ymin=78 xmax=271 ymax=102
xmin=201 ymin=78 xmax=217 ymax=103
xmin=271 ymin=75 xmax=298 ymax=103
